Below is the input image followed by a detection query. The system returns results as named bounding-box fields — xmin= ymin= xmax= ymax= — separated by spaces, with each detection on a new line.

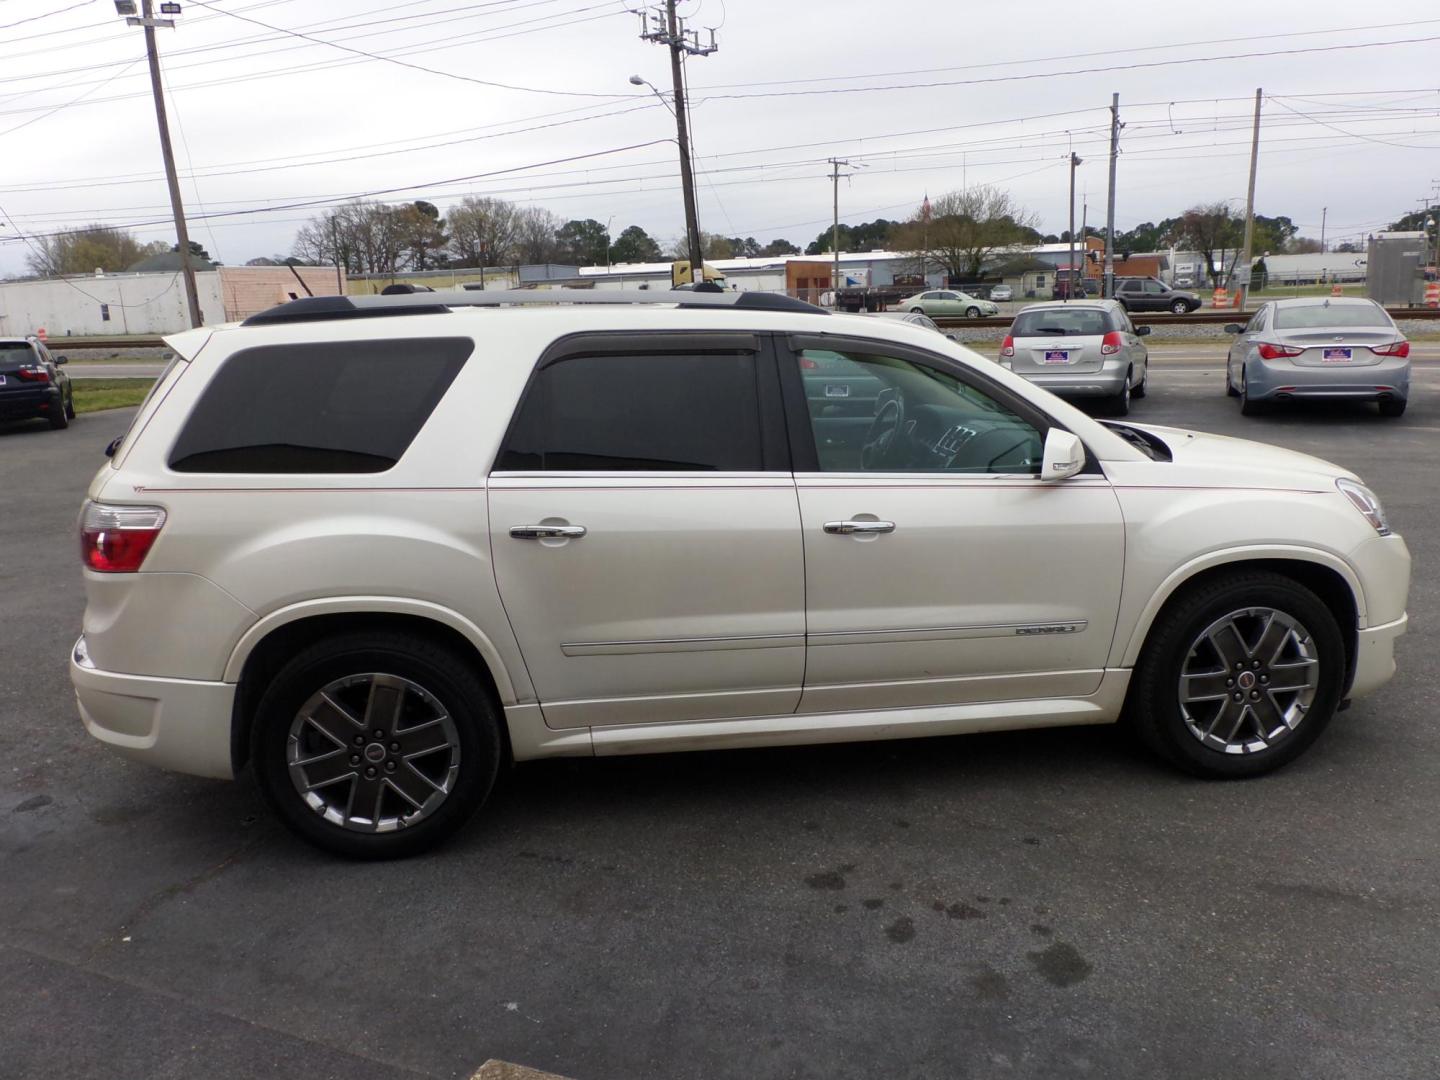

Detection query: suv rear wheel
xmin=1128 ymin=571 xmax=1344 ymax=778
xmin=251 ymin=631 xmax=502 ymax=859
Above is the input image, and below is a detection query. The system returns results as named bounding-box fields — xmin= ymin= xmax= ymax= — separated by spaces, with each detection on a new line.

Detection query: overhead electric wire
xmin=0 ymin=54 xmax=144 ymax=139
xmin=0 ymin=0 xmax=97 ymax=32
xmin=182 ymin=0 xmax=633 ymax=98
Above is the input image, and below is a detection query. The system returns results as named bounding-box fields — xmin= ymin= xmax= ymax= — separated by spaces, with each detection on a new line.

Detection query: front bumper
xmin=1007 ymin=356 xmax=1129 ymax=398
xmin=1248 ymin=356 xmax=1410 ymax=401
xmin=1349 ymin=613 xmax=1407 ymax=699
xmin=71 ymin=637 xmax=236 ymax=779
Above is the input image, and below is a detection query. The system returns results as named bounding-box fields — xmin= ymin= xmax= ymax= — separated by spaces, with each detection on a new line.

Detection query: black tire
xmin=47 ymin=393 xmax=69 ymax=429
xmin=64 ymin=390 xmax=76 ymax=419
xmin=909 ymin=306 xmax=925 ymax=314
xmin=1378 ymin=398 xmax=1407 ymax=417
xmin=1131 ymin=363 xmax=1148 ymax=399
xmin=1239 ymin=368 xmax=1266 ymax=415
xmin=250 ymin=631 xmax=503 ymax=859
xmin=1109 ymin=374 xmax=1131 ymax=416
xmin=1127 ymin=570 xmax=1346 ymax=778
xmin=965 ymin=306 xmax=981 ymax=318
xmin=1170 ymin=300 xmax=1189 ymax=315
xmin=1225 ymin=365 xmax=1240 ymax=397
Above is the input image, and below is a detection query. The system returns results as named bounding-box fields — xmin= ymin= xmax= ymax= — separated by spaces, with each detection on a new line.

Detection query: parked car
xmin=999 ymin=300 xmax=1150 ymax=415
xmin=989 ymin=285 xmax=1014 ymax=302
xmin=1174 ymin=276 xmax=1195 ymax=288
xmin=1225 ymin=297 xmax=1411 ymax=417
xmin=0 ymin=336 xmax=73 ymax=429
xmin=899 ymin=289 xmax=999 ymax=318
xmin=72 ymin=289 xmax=1409 ymax=857
xmin=1114 ymin=277 xmax=1202 ymax=314
xmin=860 ymin=310 xmax=949 ymax=337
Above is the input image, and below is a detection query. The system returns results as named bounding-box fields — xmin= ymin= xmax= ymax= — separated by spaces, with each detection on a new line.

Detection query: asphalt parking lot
xmin=2 ymin=353 xmax=1437 ymax=1080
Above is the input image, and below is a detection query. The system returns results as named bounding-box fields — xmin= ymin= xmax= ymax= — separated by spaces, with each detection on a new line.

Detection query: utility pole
xmin=828 ymin=158 xmax=852 ymax=305
xmin=1067 ymin=151 xmax=1082 ymax=303
xmin=123 ymin=0 xmax=201 ymax=328
xmin=1104 ymin=93 xmax=1119 ymax=298
xmin=330 ymin=217 xmax=343 ymax=293
xmin=1319 ymin=206 xmax=1327 ymax=253
xmin=1238 ymin=87 xmax=1262 ymax=308
xmin=638 ymin=2 xmax=716 ymax=282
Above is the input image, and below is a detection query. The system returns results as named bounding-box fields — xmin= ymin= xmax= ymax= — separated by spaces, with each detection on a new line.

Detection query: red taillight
xmin=799 ymin=357 xmax=818 ymax=369
xmin=1257 ymin=342 xmax=1304 ymax=360
xmin=79 ymin=501 xmax=167 ymax=573
xmin=15 ymin=365 xmax=50 ymax=383
xmin=1373 ymin=340 xmax=1410 ymax=357
xmin=1100 ymin=331 xmax=1124 ymax=356
xmin=1000 ymin=335 xmax=1015 ymax=358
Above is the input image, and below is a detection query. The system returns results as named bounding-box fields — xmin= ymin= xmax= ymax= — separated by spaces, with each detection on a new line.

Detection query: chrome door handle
xmin=823 ymin=519 xmax=896 ymax=535
xmin=510 ymin=524 xmax=587 ymax=540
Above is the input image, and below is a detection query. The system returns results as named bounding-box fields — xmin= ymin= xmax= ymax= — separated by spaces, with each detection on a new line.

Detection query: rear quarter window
xmin=168 ymin=338 xmax=470 ymax=473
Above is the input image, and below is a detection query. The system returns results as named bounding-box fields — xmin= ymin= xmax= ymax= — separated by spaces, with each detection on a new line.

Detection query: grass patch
xmin=73 ymin=377 xmax=154 ymax=413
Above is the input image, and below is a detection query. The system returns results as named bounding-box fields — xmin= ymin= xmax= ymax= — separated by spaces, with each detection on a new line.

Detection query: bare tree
xmin=448 ymin=196 xmax=520 ymax=268
xmin=512 ymin=206 xmax=563 ymax=265
xmin=891 ymin=187 xmax=1039 ymax=280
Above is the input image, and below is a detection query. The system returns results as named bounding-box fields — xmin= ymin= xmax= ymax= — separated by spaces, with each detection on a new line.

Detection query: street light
xmin=629 ymin=74 xmax=674 ymax=115
xmin=629 ymin=73 xmax=703 ymax=281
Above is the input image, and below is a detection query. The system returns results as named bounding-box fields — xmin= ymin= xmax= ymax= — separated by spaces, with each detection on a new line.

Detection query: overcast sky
xmin=1 ymin=0 xmax=1438 ymax=275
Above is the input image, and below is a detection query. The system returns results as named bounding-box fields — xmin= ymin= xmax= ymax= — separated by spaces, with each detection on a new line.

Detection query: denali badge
xmin=1015 ymin=624 xmax=1083 ymax=636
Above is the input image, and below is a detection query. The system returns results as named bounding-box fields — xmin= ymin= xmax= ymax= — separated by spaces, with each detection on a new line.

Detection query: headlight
xmin=1337 ymin=478 xmax=1391 ymax=535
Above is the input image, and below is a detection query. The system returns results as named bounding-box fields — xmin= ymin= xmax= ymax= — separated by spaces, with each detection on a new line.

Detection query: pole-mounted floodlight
xmin=114 ymin=1 xmax=137 ymax=14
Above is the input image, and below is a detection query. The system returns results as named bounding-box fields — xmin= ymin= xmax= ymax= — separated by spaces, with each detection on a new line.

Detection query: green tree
xmin=1172 ymin=202 xmax=1246 ymax=287
xmin=1391 ymin=206 xmax=1439 ymax=232
xmin=555 ymin=218 xmax=610 ymax=265
xmin=804 ymin=218 xmax=897 ymax=256
xmin=395 ymin=201 xmax=448 ymax=271
xmin=890 ymin=189 xmax=1037 ymax=279
xmin=760 ymin=238 xmax=800 ymax=256
xmin=24 ymin=224 xmax=162 ymax=276
xmin=608 ymin=225 xmax=662 ymax=264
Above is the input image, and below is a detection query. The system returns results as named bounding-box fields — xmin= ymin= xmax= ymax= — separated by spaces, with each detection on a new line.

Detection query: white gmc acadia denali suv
xmin=71 ymin=290 xmax=1411 ymax=857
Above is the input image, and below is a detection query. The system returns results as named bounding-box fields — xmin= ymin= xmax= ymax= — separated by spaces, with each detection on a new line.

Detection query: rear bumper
xmin=1349 ymin=613 xmax=1407 ymax=699
xmin=0 ymin=386 xmax=60 ymax=420
xmin=1011 ymin=357 xmax=1130 ymax=398
xmin=1248 ymin=356 xmax=1410 ymax=401
xmin=71 ymin=636 xmax=235 ymax=780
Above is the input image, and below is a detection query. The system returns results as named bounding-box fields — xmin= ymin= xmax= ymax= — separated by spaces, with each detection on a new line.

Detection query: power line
xmin=690 ymin=35 xmax=1440 ymax=102
xmin=183 ymin=0 xmax=635 ymax=98
xmin=0 ymin=0 xmax=97 ymax=32
xmin=0 ymin=55 xmax=145 ymax=139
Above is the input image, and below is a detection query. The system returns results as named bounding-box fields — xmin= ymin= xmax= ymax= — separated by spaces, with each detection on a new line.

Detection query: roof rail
xmin=240 ymin=288 xmax=827 ymax=326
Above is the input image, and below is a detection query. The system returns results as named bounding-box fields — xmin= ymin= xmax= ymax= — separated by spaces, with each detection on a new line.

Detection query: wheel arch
xmin=1119 ymin=551 xmax=1362 ymax=688
xmin=226 ymin=599 xmax=523 ymax=774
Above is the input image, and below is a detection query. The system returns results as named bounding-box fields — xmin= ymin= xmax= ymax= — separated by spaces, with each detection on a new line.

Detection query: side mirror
xmin=1224 ymin=323 xmax=1244 ymax=334
xmin=53 ymin=355 xmax=68 ymax=364
xmin=1135 ymin=326 xmax=1151 ymax=337
xmin=1040 ymin=428 xmax=1085 ymax=482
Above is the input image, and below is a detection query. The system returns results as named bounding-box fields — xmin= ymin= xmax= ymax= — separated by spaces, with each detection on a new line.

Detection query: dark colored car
xmin=1114 ymin=277 xmax=1202 ymax=314
xmin=0 ymin=337 xmax=74 ymax=429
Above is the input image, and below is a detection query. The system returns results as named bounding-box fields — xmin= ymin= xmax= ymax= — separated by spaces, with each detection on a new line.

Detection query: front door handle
xmin=823 ymin=519 xmax=896 ymax=535
xmin=510 ymin=524 xmax=587 ymax=540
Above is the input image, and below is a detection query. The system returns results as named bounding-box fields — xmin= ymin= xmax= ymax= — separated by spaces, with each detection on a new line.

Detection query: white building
xmin=0 ymin=266 xmax=344 ymax=337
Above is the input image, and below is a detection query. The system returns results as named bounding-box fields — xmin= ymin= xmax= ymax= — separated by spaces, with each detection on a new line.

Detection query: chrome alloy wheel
xmin=1177 ymin=608 xmax=1320 ymax=754
xmin=287 ymin=673 xmax=461 ymax=832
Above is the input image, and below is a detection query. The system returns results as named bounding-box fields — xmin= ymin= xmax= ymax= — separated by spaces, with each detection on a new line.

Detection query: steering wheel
xmin=861 ymin=393 xmax=906 ymax=470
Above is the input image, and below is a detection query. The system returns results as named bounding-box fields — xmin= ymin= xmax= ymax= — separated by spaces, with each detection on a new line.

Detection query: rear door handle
xmin=823 ymin=520 xmax=896 ymax=535
xmin=510 ymin=524 xmax=587 ymax=540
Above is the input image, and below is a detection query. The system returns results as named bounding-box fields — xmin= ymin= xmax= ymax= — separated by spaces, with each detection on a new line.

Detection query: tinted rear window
xmin=497 ymin=351 xmax=762 ymax=471
xmin=0 ymin=343 xmax=38 ymax=366
xmin=1273 ymin=303 xmax=1391 ymax=330
xmin=1011 ymin=309 xmax=1113 ymax=336
xmin=169 ymin=338 xmax=470 ymax=473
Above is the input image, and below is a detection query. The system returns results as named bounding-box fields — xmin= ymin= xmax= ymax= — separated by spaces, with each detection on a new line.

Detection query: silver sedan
xmin=1225 ymin=298 xmax=1410 ymax=417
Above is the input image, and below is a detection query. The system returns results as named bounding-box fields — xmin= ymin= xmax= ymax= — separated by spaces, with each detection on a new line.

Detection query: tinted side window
xmin=169 ymin=338 xmax=470 ymax=473
xmin=497 ymin=352 xmax=762 ymax=471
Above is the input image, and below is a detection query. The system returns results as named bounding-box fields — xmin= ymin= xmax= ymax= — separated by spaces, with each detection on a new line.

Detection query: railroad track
xmin=34 ymin=304 xmax=1440 ymax=350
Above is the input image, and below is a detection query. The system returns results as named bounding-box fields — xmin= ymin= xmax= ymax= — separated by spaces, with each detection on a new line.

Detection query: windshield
xmin=1273 ymin=302 xmax=1391 ymax=330
xmin=1011 ymin=309 xmax=1111 ymax=337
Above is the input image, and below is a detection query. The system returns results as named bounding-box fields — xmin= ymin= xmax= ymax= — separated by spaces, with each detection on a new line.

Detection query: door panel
xmin=491 ymin=476 xmax=804 ymax=728
xmin=797 ymin=476 xmax=1125 ymax=711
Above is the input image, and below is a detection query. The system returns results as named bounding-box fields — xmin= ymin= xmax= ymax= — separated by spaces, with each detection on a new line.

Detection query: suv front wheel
xmin=251 ymin=630 xmax=503 ymax=859
xmin=1127 ymin=571 xmax=1345 ymax=778
xmin=1169 ymin=299 xmax=1190 ymax=314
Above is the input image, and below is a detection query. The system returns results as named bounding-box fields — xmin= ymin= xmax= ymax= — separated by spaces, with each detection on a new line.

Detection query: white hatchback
xmin=72 ymin=290 xmax=1410 ymax=857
